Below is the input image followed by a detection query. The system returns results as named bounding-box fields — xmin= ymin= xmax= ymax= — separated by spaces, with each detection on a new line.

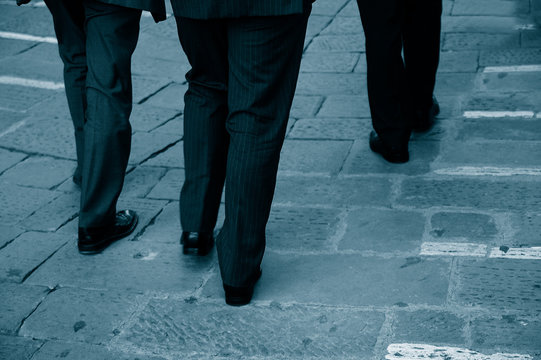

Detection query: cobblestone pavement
xmin=1 ymin=0 xmax=541 ymax=359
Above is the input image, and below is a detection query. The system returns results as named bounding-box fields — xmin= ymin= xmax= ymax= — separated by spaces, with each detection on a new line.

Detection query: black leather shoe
xmin=78 ymin=210 xmax=138 ymax=255
xmin=224 ymin=269 xmax=262 ymax=306
xmin=369 ymin=131 xmax=409 ymax=163
xmin=410 ymin=96 xmax=440 ymax=132
xmin=180 ymin=231 xmax=214 ymax=256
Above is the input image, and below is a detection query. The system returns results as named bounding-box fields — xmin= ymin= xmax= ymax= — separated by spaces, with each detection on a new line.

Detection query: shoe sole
xmin=78 ymin=216 xmax=138 ymax=255
xmin=369 ymin=140 xmax=409 ymax=164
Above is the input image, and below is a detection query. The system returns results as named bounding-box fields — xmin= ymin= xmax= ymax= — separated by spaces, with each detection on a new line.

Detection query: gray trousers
xmin=175 ymin=4 xmax=311 ymax=287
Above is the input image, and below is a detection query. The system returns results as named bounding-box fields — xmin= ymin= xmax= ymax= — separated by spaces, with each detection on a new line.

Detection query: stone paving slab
xmin=279 ymin=139 xmax=352 ymax=175
xmin=1 ymin=156 xmax=75 ymax=189
xmin=296 ymin=73 xmax=366 ymax=95
xmin=311 ymin=0 xmax=350 ymax=16
xmin=0 ymin=5 xmax=54 ymax=37
xmin=462 ymin=92 xmax=541 ymax=112
xmin=0 ymin=335 xmax=43 ymax=360
xmin=0 ymin=83 xmax=57 ymax=112
xmin=452 ymin=0 xmax=531 ymax=16
xmin=0 ymin=38 xmax=36 ymax=60
xmin=457 ymin=118 xmax=541 ymax=141
xmin=142 ymin=82 xmax=186 ymax=111
xmin=299 ymin=52 xmax=360 ymax=73
xmin=398 ymin=178 xmax=541 ymax=211
xmin=19 ymin=286 xmax=143 ymax=344
xmin=0 ymin=231 xmax=70 ymax=283
xmin=321 ymin=15 xmax=363 ymax=35
xmin=442 ymin=16 xmax=523 ymax=33
xmin=479 ymin=48 xmax=541 ymax=66
xmin=22 ymin=192 xmax=79 ymax=232
xmin=338 ymin=208 xmax=425 ymax=254
xmin=274 ymin=175 xmax=393 ymax=207
xmin=145 ymin=168 xmax=184 ymax=200
xmin=0 ymin=147 xmax=27 ymax=174
xmin=33 ymin=341 xmax=167 ymax=360
xmin=511 ymin=212 xmax=541 ymax=247
xmin=438 ymin=50 xmax=479 ymax=73
xmin=391 ymin=310 xmax=466 ymax=346
xmin=288 ymin=118 xmax=369 ymax=140
xmin=0 ymin=184 xmax=58 ymax=225
xmin=478 ymin=71 xmax=541 ymax=92
xmin=317 ymin=95 xmax=371 ymax=118
xmin=122 ymin=166 xmax=168 ymax=199
xmin=0 ymin=225 xmax=24 ymax=249
xmin=0 ymin=43 xmax=62 ymax=83
xmin=454 ymin=259 xmax=541 ymax=314
xmin=202 ymin=254 xmax=451 ymax=306
xmin=0 ymin=282 xmax=49 ymax=335
xmin=118 ymin=299 xmax=384 ymax=359
xmin=429 ymin=211 xmax=498 ymax=241
xmin=129 ymin=131 xmax=180 ymax=165
xmin=290 ymin=95 xmax=324 ymax=118
xmin=129 ymin=104 xmax=180 ymax=133
xmin=443 ymin=33 xmax=520 ymax=51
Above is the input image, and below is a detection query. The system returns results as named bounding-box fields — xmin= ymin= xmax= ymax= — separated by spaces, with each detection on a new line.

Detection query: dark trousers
xmin=356 ymin=0 xmax=442 ymax=145
xmin=175 ymin=5 xmax=311 ymax=287
xmin=45 ymin=0 xmax=141 ymax=228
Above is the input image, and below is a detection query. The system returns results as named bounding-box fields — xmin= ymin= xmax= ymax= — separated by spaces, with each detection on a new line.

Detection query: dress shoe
xmin=180 ymin=231 xmax=214 ymax=256
xmin=223 ymin=268 xmax=262 ymax=306
xmin=369 ymin=131 xmax=409 ymax=163
xmin=410 ymin=96 xmax=440 ymax=132
xmin=78 ymin=210 xmax=138 ymax=255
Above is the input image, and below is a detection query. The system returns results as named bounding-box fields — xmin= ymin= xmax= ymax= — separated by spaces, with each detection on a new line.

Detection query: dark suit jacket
xmin=170 ymin=0 xmax=308 ymax=18
xmin=98 ymin=0 xmax=167 ymax=21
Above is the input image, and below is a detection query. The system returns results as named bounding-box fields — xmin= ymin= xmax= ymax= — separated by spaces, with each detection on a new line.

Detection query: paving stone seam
xmin=136 ymin=80 xmax=174 ymax=106
xmin=15 ymin=285 xmax=56 ymax=336
xmin=21 ymin=240 xmax=69 ymax=284
xmin=139 ymin=138 xmax=182 ymax=167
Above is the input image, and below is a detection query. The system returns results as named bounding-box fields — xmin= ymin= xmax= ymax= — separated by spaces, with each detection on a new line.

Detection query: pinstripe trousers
xmin=175 ymin=5 xmax=311 ymax=287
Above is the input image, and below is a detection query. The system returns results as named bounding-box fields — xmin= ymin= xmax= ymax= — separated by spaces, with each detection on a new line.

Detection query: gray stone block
xmin=0 ymin=6 xmax=55 ymax=36
xmin=462 ymin=92 xmax=541 ymax=112
xmin=23 ymin=192 xmax=79 ymax=232
xmin=398 ymin=178 xmax=541 ymax=211
xmin=321 ymin=16 xmax=363 ymax=35
xmin=132 ymin=77 xmax=173 ymax=105
xmin=430 ymin=212 xmax=498 ymax=241
xmin=0 ymin=110 xmax=27 ymax=136
xmin=146 ymin=168 xmax=184 ymax=200
xmin=150 ymin=116 xmax=183 ymax=137
xmin=438 ymin=141 xmax=541 ymax=167
xmin=300 ymin=52 xmax=360 ymax=73
xmin=339 ymin=208 xmax=425 ymax=253
xmin=0 ymin=184 xmax=57 ymax=225
xmin=119 ymin=299 xmax=383 ymax=358
xmin=203 ymin=253 xmax=450 ymax=306
xmin=279 ymin=139 xmax=352 ymax=175
xmin=443 ymin=33 xmax=519 ymax=51
xmin=288 ymin=118 xmax=369 ymax=140
xmin=457 ymin=118 xmax=541 ymax=141
xmin=511 ymin=212 xmax=541 ymax=247
xmin=0 ymin=226 xmax=23 ymax=249
xmin=19 ymin=287 xmax=141 ymax=344
xmin=0 ymin=43 xmax=63 ymax=83
xmin=341 ymin=139 xmax=439 ymax=176
xmin=143 ymin=82 xmax=186 ymax=111
xmin=471 ymin=315 xmax=541 ymax=354
xmin=391 ymin=310 xmax=466 ymax=345
xmin=141 ymin=141 xmax=184 ymax=168
xmin=0 ymin=335 xmax=43 ymax=360
xmin=274 ymin=175 xmax=392 ymax=207
xmin=0 ymin=84 xmax=57 ymax=112
xmin=438 ymin=50 xmax=479 ymax=73
xmin=0 ymin=148 xmax=27 ymax=174
xmin=455 ymin=259 xmax=541 ymax=313
xmin=137 ymin=201 xmax=181 ymax=244
xmin=480 ymin=48 xmax=541 ymax=66
xmin=296 ymin=73 xmax=366 ymax=95
xmin=478 ymin=71 xmax=541 ymax=92
xmin=1 ymin=156 xmax=75 ymax=189
xmin=0 ymin=283 xmax=49 ymax=334
xmin=306 ymin=33 xmax=365 ymax=53
xmin=442 ymin=16 xmax=524 ymax=33
xmin=0 ymin=38 xmax=36 ymax=60
xmin=452 ymin=0 xmax=530 ymax=16
xmin=130 ymin=104 xmax=180 ymax=133
xmin=337 ymin=0 xmax=359 ymax=17
xmin=0 ymin=231 xmax=70 ymax=283
xmin=266 ymin=205 xmax=342 ymax=252
xmin=290 ymin=95 xmax=324 ymax=118
xmin=34 ymin=341 xmax=167 ymax=360
xmin=311 ymin=0 xmax=350 ymax=16
xmin=317 ymin=95 xmax=371 ymax=117
xmin=122 ymin=166 xmax=168 ymax=199
xmin=306 ymin=15 xmax=333 ymax=38
xmin=129 ymin=131 xmax=180 ymax=165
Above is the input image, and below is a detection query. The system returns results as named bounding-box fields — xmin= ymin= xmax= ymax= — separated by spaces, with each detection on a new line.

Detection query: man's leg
xmin=356 ymin=0 xmax=410 ymax=148
xmin=44 ymin=0 xmax=86 ymax=185
xmin=403 ymin=0 xmax=442 ymax=113
xmin=79 ymin=0 xmax=141 ymax=228
xmin=175 ymin=17 xmax=229 ymax=237
xmin=218 ymin=4 xmax=311 ymax=288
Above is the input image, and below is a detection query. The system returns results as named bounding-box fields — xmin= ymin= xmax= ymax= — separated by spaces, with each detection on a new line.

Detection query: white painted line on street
xmin=484 ymin=64 xmax=541 ymax=73
xmin=0 ymin=31 xmax=57 ymax=44
xmin=386 ymin=344 xmax=532 ymax=360
xmin=420 ymin=242 xmax=487 ymax=257
xmin=463 ymin=111 xmax=535 ymax=118
xmin=0 ymin=119 xmax=26 ymax=138
xmin=0 ymin=76 xmax=64 ymax=90
xmin=434 ymin=166 xmax=541 ymax=177
xmin=514 ymin=24 xmax=537 ymax=30
xmin=489 ymin=246 xmax=541 ymax=260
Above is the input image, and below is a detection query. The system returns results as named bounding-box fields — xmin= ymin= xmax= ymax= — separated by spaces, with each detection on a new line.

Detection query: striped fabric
xmin=170 ymin=0 xmax=305 ymax=19
xmin=176 ymin=5 xmax=311 ymax=287
xmin=97 ymin=0 xmax=166 ymax=19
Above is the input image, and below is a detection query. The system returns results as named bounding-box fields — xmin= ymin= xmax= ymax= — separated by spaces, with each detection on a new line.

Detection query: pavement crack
xmin=131 ymin=206 xmax=165 ymax=242
xmin=16 ymin=285 xmax=58 ymax=336
xmin=139 ymin=139 xmax=182 ymax=166
xmin=137 ymin=81 xmax=173 ymax=105
xmin=21 ymin=241 xmax=69 ymax=284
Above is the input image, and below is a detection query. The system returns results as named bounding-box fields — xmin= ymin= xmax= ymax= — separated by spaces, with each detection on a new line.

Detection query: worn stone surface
xmin=452 ymin=0 xmax=530 ymax=16
xmin=438 ymin=50 xmax=479 ymax=73
xmin=0 ymin=283 xmax=49 ymax=334
xmin=317 ymin=95 xmax=371 ymax=117
xmin=33 ymin=341 xmax=167 ymax=360
xmin=339 ymin=208 xmax=425 ymax=253
xmin=479 ymin=48 xmax=541 ymax=66
xmin=128 ymin=131 xmax=180 ymax=165
xmin=129 ymin=104 xmax=180 ymax=133
xmin=142 ymin=82 xmax=186 ymax=111
xmin=146 ymin=168 xmax=184 ymax=200
xmin=0 ymin=225 xmax=24 ymax=249
xmin=0 ymin=83 xmax=57 ymax=112
xmin=511 ymin=212 xmax=541 ymax=247
xmin=122 ymin=166 xmax=167 ymax=199
xmin=462 ymin=92 xmax=541 ymax=112
xmin=0 ymin=231 xmax=70 ymax=283
xmin=141 ymin=141 xmax=184 ymax=168
xmin=1 ymin=156 xmax=75 ymax=189
xmin=457 ymin=118 xmax=541 ymax=141
xmin=22 ymin=192 xmax=79 ymax=232
xmin=398 ymin=178 xmax=541 ymax=211
xmin=437 ymin=141 xmax=541 ymax=166
xmin=454 ymin=259 xmax=541 ymax=313
xmin=0 ymin=184 xmax=57 ymax=225
xmin=288 ymin=118 xmax=369 ymax=140
xmin=443 ymin=33 xmax=519 ymax=51
xmin=478 ymin=71 xmax=541 ymax=92
xmin=0 ymin=335 xmax=43 ymax=360
xmin=120 ymin=300 xmax=384 ymax=358
xmin=300 ymin=52 xmax=360 ymax=73
xmin=0 ymin=148 xmax=27 ymax=174
xmin=297 ymin=73 xmax=365 ymax=96
xmin=279 ymin=139 xmax=352 ymax=174
xmin=391 ymin=310 xmax=466 ymax=345
xmin=430 ymin=212 xmax=498 ymax=241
